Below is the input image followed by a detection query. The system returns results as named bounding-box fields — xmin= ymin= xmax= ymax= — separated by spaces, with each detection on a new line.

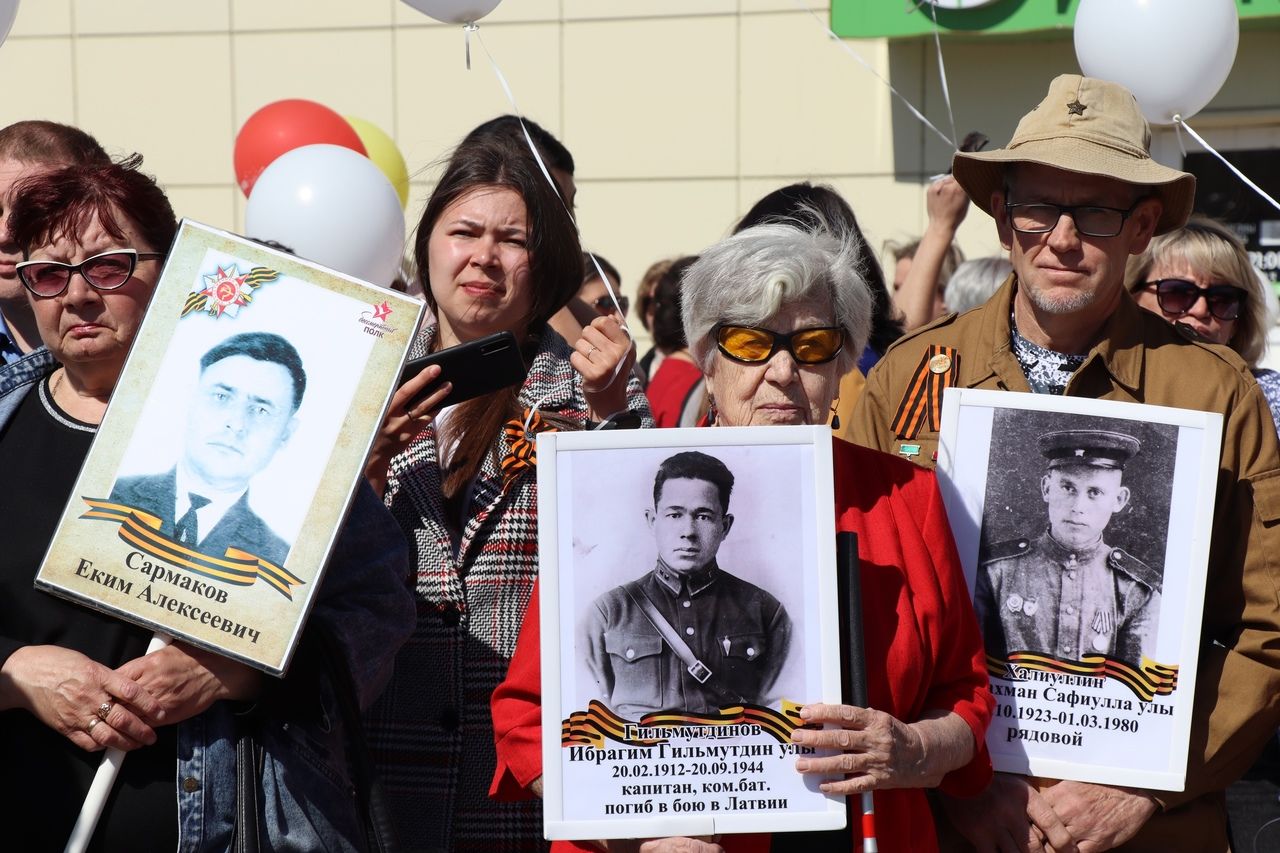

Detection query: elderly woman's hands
xmin=113 ymin=641 xmax=262 ymax=728
xmin=791 ymin=704 xmax=975 ymax=794
xmin=0 ymin=644 xmax=164 ymax=753
xmin=365 ymin=363 xmax=453 ymax=496
xmin=571 ymin=314 xmax=635 ymax=421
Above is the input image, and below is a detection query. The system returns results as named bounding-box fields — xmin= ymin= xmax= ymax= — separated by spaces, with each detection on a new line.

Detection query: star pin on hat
xmin=1039 ymin=429 xmax=1141 ymax=470
xmin=952 ymin=74 xmax=1196 ymax=235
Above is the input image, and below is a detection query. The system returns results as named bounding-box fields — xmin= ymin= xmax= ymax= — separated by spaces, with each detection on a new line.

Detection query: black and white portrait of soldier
xmin=579 ymin=450 xmax=793 ymax=718
xmin=109 ymin=331 xmax=305 ymax=566
xmin=975 ymin=427 xmax=1166 ymax=669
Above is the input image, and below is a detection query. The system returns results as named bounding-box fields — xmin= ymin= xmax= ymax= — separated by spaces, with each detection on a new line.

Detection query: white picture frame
xmin=537 ymin=424 xmax=846 ymax=839
xmin=35 ymin=220 xmax=423 ymax=675
xmin=936 ymin=388 xmax=1222 ymax=791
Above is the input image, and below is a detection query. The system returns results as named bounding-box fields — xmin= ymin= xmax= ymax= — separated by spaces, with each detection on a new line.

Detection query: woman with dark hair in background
xmin=635 ymin=256 xmax=677 ymax=386
xmin=364 ymin=131 xmax=650 ymax=850
xmin=644 ymin=255 xmax=704 ymax=427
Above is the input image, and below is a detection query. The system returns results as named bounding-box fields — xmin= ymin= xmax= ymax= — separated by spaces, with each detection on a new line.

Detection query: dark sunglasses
xmin=17 ymin=249 xmax=163 ymax=298
xmin=591 ymin=294 xmax=629 ymax=316
xmin=1144 ymin=278 xmax=1243 ymax=322
xmin=715 ymin=324 xmax=845 ymax=365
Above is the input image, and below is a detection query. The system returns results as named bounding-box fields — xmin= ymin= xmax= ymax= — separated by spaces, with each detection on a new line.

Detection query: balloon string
xmin=464 ymin=23 xmax=476 ymax=71
xmin=927 ymin=1 xmax=959 ymax=150
xmin=471 ymin=30 xmax=634 ymax=418
xmin=791 ymin=0 xmax=956 ymax=150
xmin=1172 ymin=120 xmax=1188 ymax=160
xmin=1175 ymin=116 xmax=1280 ymax=214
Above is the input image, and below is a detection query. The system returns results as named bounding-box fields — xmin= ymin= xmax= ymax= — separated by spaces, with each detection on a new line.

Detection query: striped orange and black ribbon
xmin=890 ymin=344 xmax=960 ymax=440
xmin=499 ymin=407 xmax=558 ymax=494
xmin=81 ymin=497 xmax=305 ymax=599
xmin=987 ymin=651 xmax=1179 ymax=702
xmin=561 ymin=698 xmax=805 ymax=748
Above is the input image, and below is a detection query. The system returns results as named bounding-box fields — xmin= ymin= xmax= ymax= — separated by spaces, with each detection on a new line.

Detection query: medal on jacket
xmin=890 ymin=344 xmax=960 ymax=440
xmin=1091 ymin=609 xmax=1114 ymax=650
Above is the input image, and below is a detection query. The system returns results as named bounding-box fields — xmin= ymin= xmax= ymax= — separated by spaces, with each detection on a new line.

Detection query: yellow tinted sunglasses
xmin=714 ymin=324 xmax=845 ymax=365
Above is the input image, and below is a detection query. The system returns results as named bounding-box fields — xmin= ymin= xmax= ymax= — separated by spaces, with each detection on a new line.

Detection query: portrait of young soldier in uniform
xmin=109 ymin=331 xmax=305 ymax=566
xmin=975 ymin=428 xmax=1162 ymax=669
xmin=579 ymin=450 xmax=793 ymax=718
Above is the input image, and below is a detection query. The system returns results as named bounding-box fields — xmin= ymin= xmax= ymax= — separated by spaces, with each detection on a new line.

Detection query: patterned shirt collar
xmin=1011 ymin=315 xmax=1086 ymax=395
xmin=653 ymin=557 xmax=719 ymax=596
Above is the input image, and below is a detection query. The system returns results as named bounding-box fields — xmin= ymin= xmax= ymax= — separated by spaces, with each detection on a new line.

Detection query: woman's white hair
xmin=680 ymin=220 xmax=873 ymax=374
xmin=944 ymin=256 xmax=1012 ymax=315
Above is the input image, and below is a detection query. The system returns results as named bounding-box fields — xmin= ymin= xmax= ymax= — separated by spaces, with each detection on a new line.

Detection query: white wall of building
xmin=2 ymin=1 xmax=1276 ymax=337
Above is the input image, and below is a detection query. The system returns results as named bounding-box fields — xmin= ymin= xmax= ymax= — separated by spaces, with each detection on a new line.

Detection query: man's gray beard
xmin=1023 ymin=280 xmax=1098 ymax=316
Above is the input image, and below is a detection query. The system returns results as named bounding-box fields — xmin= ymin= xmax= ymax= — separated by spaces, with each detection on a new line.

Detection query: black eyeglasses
xmin=591 ymin=294 xmax=629 ymax=316
xmin=1145 ymin=278 xmax=1243 ymax=321
xmin=1004 ymin=201 xmax=1142 ymax=238
xmin=17 ymin=249 xmax=163 ymax=298
xmin=715 ymin=324 xmax=845 ymax=365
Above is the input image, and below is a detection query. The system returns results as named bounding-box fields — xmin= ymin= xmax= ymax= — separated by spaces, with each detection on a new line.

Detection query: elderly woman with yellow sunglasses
xmin=490 ymin=220 xmax=993 ymax=853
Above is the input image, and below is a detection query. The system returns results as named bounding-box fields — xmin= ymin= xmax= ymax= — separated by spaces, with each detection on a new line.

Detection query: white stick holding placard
xmin=64 ymin=632 xmax=171 ymax=853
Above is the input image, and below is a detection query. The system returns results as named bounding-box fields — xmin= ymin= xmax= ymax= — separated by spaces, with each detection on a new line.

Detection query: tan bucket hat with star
xmin=952 ymin=74 xmax=1195 ymax=234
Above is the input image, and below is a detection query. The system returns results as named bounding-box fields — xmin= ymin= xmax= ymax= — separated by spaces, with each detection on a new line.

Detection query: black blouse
xmin=0 ymin=377 xmax=177 ymax=851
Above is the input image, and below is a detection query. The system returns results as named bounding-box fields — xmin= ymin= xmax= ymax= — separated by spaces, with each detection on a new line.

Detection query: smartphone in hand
xmin=399 ymin=331 xmax=527 ymax=409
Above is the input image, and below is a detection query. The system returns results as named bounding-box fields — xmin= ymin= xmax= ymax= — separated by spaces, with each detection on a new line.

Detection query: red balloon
xmin=234 ymin=99 xmax=367 ymax=196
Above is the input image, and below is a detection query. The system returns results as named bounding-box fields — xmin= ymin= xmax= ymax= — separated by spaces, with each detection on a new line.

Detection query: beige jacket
xmin=853 ymin=276 xmax=1280 ymax=852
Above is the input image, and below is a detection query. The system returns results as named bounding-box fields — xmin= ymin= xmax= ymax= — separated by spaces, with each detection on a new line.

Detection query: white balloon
xmin=400 ymin=0 xmax=501 ymax=25
xmin=0 ymin=1 xmax=18 ymax=48
xmin=1074 ymin=0 xmax=1238 ymax=125
xmin=245 ymin=144 xmax=406 ymax=287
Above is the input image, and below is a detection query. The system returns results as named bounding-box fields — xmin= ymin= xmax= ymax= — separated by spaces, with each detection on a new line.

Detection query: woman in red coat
xmin=644 ymin=257 xmax=706 ymax=428
xmin=491 ymin=215 xmax=994 ymax=852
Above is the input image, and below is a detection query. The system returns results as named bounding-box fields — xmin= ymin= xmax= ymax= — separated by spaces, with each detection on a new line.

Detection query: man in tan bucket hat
xmin=853 ymin=74 xmax=1280 ymax=852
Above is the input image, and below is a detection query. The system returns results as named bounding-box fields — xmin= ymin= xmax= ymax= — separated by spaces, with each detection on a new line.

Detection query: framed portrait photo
xmin=35 ymin=220 xmax=424 ymax=675
xmin=537 ymin=425 xmax=846 ymax=840
xmin=935 ymin=388 xmax=1222 ymax=791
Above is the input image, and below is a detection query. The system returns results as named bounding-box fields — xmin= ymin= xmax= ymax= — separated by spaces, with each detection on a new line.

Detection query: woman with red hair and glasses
xmin=0 ymin=155 xmax=413 ymax=851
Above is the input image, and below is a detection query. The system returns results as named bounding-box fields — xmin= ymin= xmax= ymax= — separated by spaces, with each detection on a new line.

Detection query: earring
xmin=707 ymin=395 xmax=717 ymax=426
xmin=829 ymin=398 xmax=841 ymax=431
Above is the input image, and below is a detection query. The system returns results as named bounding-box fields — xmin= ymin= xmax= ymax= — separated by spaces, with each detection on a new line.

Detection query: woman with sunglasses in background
xmin=1126 ymin=217 xmax=1280 ymax=428
xmin=1126 ymin=217 xmax=1280 ymax=848
xmin=489 ymin=218 xmax=993 ymax=853
xmin=0 ymin=155 xmax=414 ymax=852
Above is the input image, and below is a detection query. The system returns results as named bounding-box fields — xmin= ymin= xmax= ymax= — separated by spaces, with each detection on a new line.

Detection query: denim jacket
xmin=0 ymin=345 xmax=55 ymax=423
xmin=0 ymin=354 xmax=416 ymax=852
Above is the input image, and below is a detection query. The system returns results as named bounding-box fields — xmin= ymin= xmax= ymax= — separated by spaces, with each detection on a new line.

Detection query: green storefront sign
xmin=832 ymin=0 xmax=1280 ymax=40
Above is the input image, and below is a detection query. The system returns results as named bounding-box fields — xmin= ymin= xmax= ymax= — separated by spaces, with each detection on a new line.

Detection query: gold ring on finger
xmin=97 ymin=701 xmax=113 ymax=720
xmin=88 ymin=718 xmax=100 ymax=732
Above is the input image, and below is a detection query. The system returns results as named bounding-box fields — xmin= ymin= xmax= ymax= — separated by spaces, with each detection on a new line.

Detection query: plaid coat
xmin=366 ymin=325 xmax=650 ymax=852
